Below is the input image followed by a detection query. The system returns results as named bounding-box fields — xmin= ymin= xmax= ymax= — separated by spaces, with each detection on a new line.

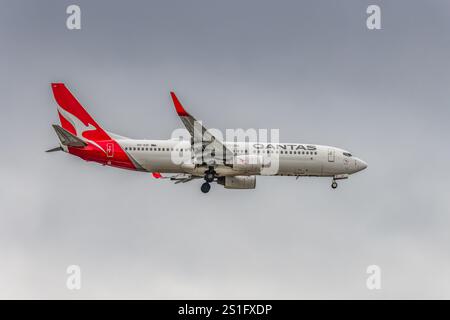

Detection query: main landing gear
xmin=331 ymin=180 xmax=338 ymax=189
xmin=204 ymin=171 xmax=215 ymax=183
xmin=201 ymin=182 xmax=211 ymax=193
xmin=201 ymin=167 xmax=216 ymax=193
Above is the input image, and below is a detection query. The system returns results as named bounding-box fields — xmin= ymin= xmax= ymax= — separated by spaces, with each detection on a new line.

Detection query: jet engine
xmin=218 ymin=176 xmax=256 ymax=189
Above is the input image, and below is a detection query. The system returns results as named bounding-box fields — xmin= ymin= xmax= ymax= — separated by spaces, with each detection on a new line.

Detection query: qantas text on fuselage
xmin=47 ymin=83 xmax=367 ymax=193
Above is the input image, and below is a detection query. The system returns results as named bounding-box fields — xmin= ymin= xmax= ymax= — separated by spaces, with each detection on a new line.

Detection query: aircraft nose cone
xmin=356 ymin=158 xmax=368 ymax=171
xmin=360 ymin=160 xmax=368 ymax=170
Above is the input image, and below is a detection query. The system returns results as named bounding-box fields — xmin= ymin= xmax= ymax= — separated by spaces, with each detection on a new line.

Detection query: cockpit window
xmin=343 ymin=152 xmax=352 ymax=157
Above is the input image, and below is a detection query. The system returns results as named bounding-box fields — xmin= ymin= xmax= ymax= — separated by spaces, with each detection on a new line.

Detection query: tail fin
xmin=51 ymin=83 xmax=110 ymax=141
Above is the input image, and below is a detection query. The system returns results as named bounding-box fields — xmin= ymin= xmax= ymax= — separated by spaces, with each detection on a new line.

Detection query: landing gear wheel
xmin=201 ymin=182 xmax=211 ymax=193
xmin=204 ymin=172 xmax=215 ymax=183
xmin=331 ymin=181 xmax=338 ymax=189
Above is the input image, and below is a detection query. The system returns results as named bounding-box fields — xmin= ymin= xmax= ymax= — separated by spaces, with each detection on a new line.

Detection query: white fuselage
xmin=117 ymin=139 xmax=367 ymax=177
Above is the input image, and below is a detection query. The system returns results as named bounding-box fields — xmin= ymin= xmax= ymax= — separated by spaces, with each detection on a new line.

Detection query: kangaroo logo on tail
xmin=52 ymin=83 xmax=111 ymax=153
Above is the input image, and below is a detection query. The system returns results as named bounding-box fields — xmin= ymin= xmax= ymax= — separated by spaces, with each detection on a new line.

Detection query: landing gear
xmin=205 ymin=172 xmax=215 ymax=183
xmin=201 ymin=167 xmax=216 ymax=193
xmin=331 ymin=181 xmax=338 ymax=189
xmin=201 ymin=182 xmax=211 ymax=193
xmin=204 ymin=167 xmax=216 ymax=183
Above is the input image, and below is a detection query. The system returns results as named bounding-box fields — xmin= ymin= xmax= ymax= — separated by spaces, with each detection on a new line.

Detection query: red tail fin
xmin=51 ymin=83 xmax=110 ymax=141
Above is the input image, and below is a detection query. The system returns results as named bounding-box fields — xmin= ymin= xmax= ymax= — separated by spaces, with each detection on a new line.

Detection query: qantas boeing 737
xmin=47 ymin=83 xmax=367 ymax=193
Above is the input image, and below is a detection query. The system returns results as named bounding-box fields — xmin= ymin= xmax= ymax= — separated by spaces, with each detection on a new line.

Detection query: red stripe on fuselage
xmin=68 ymin=140 xmax=139 ymax=171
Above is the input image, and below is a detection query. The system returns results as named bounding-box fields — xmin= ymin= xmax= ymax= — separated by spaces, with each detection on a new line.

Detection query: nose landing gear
xmin=331 ymin=174 xmax=347 ymax=189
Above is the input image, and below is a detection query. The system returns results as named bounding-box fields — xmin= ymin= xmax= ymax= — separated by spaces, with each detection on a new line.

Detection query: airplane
xmin=46 ymin=83 xmax=367 ymax=193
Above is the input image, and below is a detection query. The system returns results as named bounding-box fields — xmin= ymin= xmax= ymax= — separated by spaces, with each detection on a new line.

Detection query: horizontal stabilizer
xmin=45 ymin=146 xmax=63 ymax=153
xmin=51 ymin=124 xmax=87 ymax=148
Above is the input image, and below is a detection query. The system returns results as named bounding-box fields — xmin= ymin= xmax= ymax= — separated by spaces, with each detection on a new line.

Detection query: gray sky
xmin=1 ymin=0 xmax=450 ymax=299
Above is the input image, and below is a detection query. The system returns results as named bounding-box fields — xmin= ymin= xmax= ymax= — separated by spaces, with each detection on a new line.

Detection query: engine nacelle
xmin=218 ymin=176 xmax=256 ymax=189
xmin=233 ymin=155 xmax=263 ymax=173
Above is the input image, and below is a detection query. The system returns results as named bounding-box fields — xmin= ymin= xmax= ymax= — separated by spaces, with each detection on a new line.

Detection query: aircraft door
xmin=328 ymin=149 xmax=335 ymax=162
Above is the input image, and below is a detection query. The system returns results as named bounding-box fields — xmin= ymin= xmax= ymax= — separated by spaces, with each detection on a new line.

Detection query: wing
xmin=170 ymin=92 xmax=234 ymax=166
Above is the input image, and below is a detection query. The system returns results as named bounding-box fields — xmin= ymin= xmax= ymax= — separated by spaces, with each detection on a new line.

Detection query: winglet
xmin=152 ymin=172 xmax=163 ymax=179
xmin=170 ymin=92 xmax=189 ymax=117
